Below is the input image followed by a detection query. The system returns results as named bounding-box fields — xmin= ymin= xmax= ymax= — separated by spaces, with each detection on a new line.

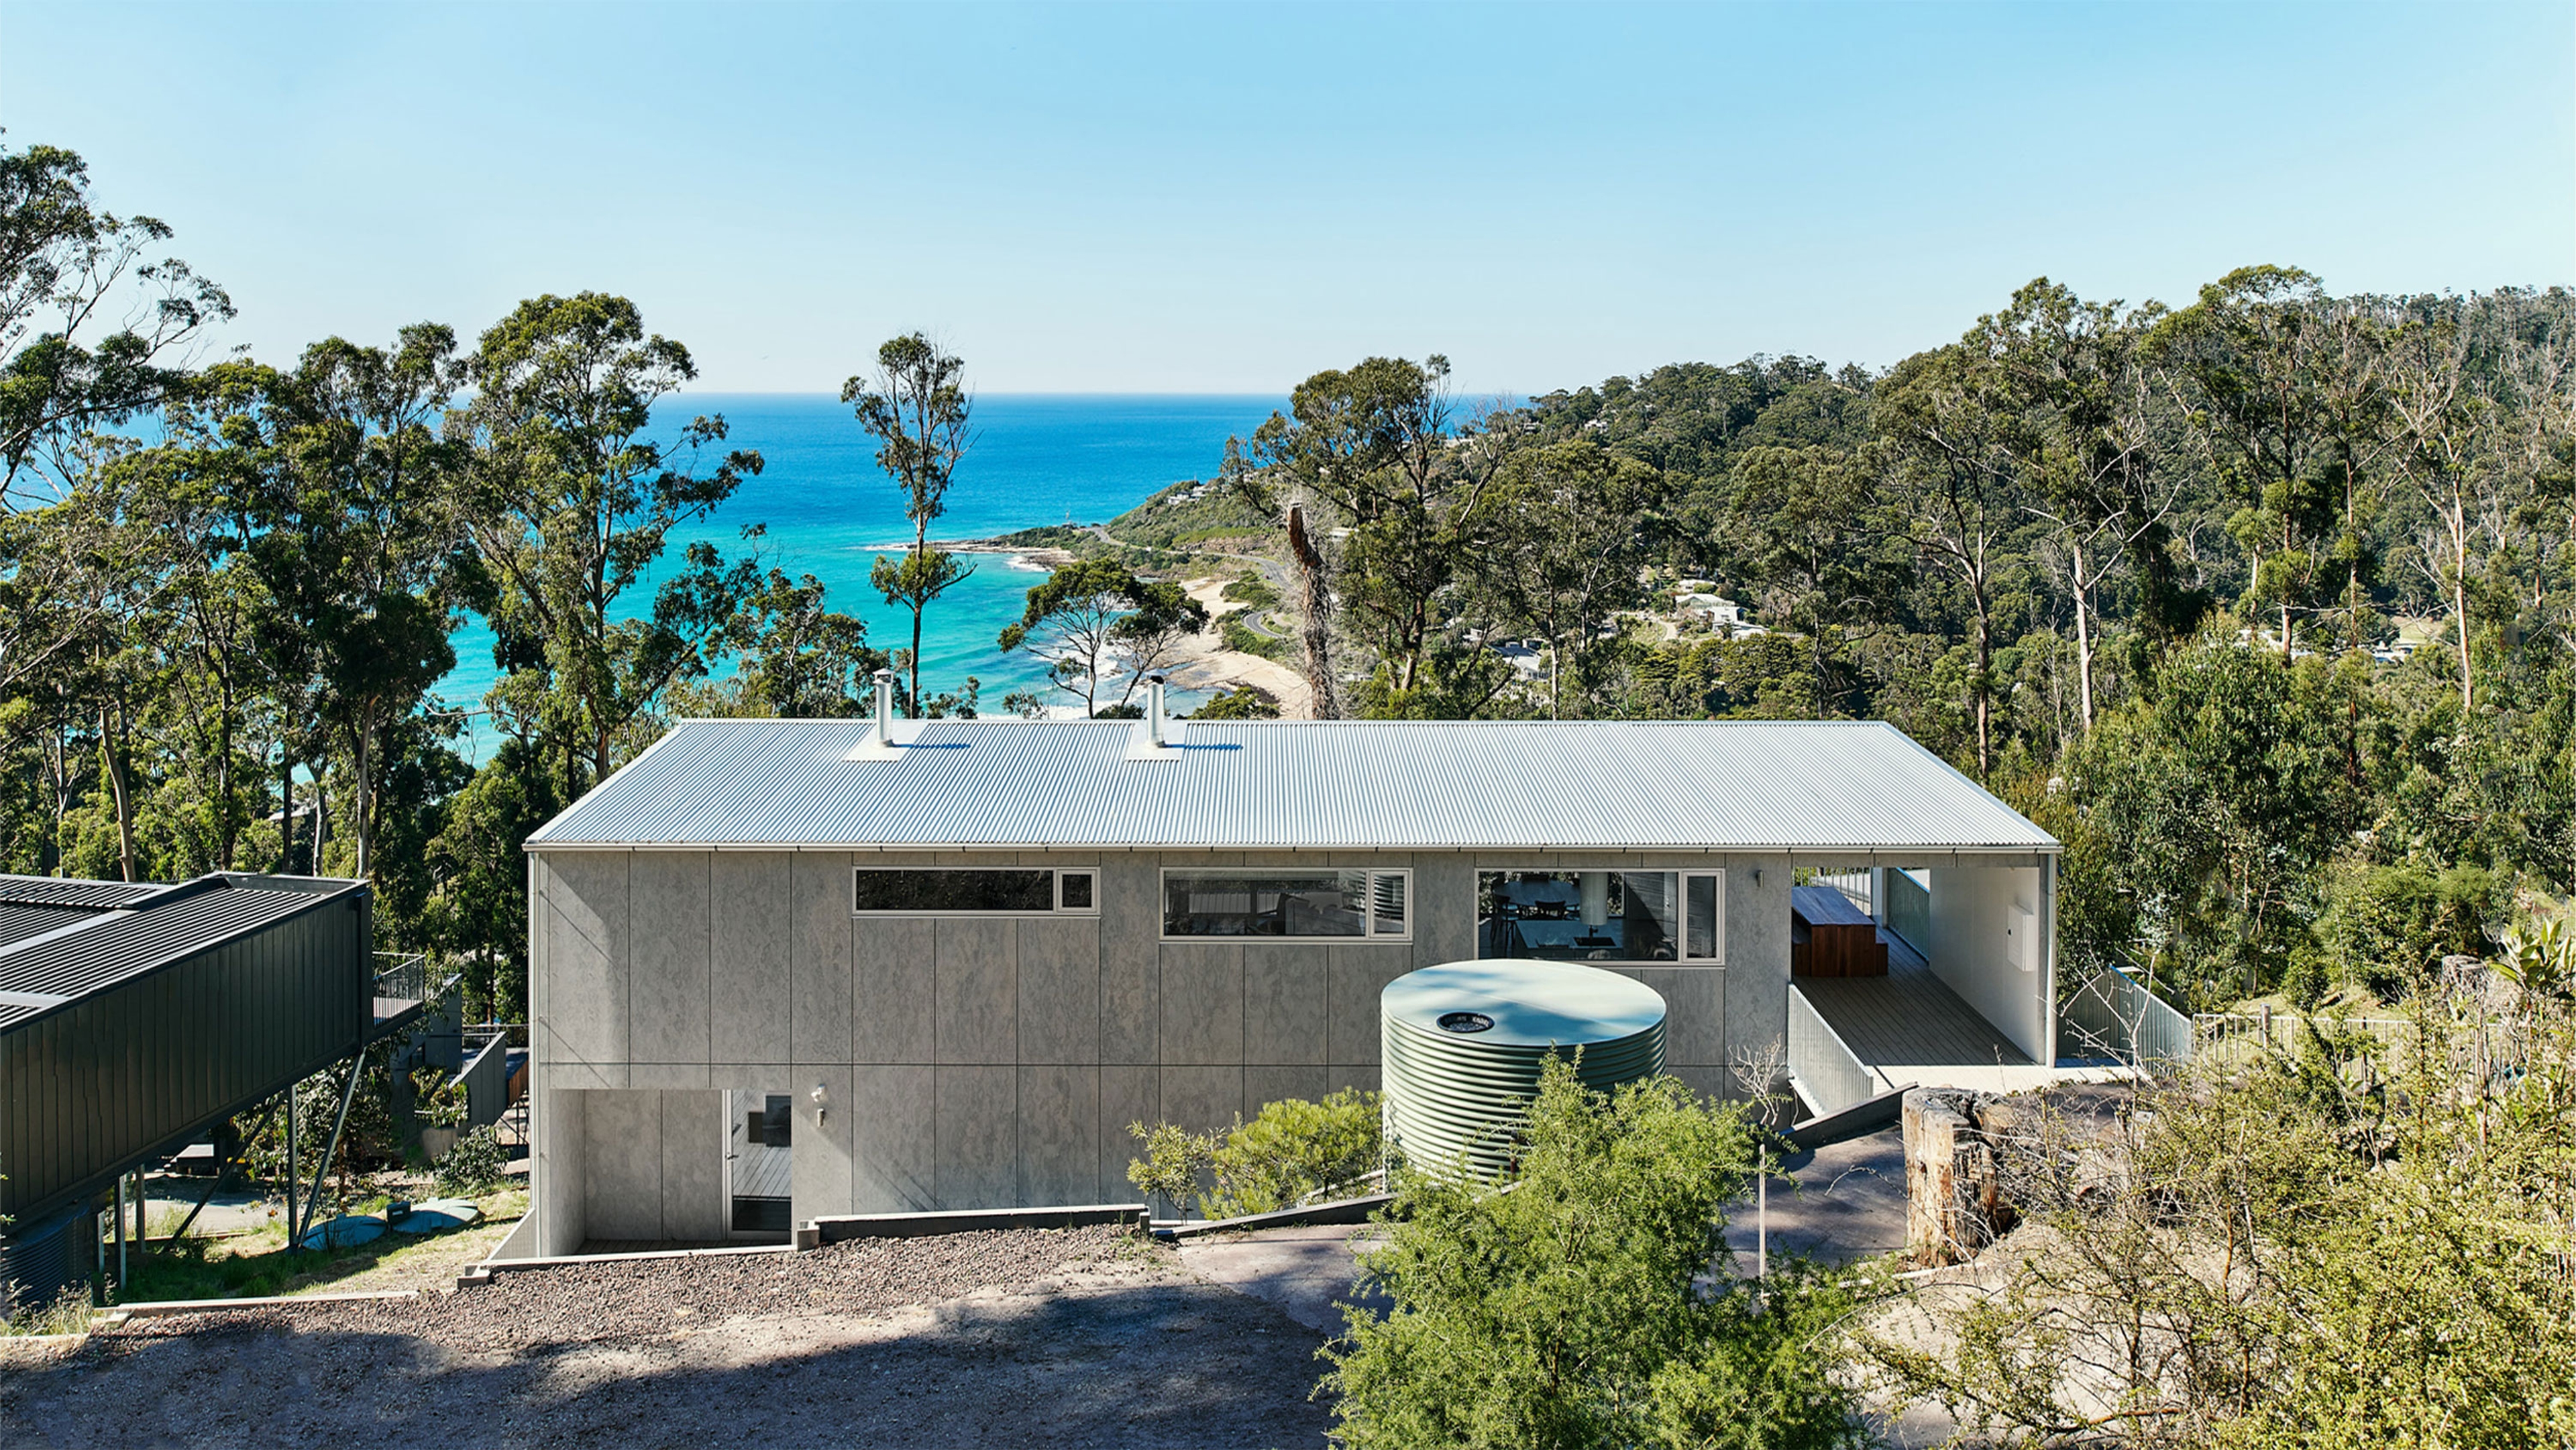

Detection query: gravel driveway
xmin=1 ymin=1227 xmax=1336 ymax=1449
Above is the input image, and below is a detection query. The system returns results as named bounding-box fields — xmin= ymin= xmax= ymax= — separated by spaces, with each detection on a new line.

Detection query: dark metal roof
xmin=0 ymin=874 xmax=364 ymax=1031
xmin=0 ymin=875 xmax=160 ymax=910
xmin=0 ymin=902 xmax=98 ymax=953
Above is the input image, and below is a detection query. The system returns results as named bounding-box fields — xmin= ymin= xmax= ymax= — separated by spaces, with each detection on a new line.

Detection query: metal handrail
xmin=372 ymin=951 xmax=458 ymax=1003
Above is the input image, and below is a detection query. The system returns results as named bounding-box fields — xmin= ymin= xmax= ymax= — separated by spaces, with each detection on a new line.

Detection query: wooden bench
xmin=1790 ymin=884 xmax=1888 ymax=978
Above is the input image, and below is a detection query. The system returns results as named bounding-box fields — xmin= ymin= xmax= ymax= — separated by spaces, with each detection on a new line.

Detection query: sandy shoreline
xmin=912 ymin=546 xmax=1308 ymax=717
xmin=931 ymin=537 xmax=1080 ymax=568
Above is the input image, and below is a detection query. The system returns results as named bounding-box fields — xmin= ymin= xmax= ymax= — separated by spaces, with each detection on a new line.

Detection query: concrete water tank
xmin=1381 ymin=960 xmax=1668 ymax=1180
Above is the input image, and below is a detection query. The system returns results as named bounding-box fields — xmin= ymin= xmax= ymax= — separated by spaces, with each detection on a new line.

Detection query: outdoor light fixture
xmin=810 ymin=1082 xmax=828 ymax=1125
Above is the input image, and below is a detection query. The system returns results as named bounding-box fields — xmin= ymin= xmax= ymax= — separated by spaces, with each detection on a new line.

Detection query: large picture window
xmin=1161 ymin=868 xmax=1411 ymax=941
xmin=851 ymin=867 xmax=1099 ymax=916
xmin=1477 ymin=870 xmax=1723 ymax=965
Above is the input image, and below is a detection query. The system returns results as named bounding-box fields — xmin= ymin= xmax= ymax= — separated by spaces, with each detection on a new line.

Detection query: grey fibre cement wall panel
xmin=1242 ymin=943 xmax=1328 ymax=1067
xmin=660 ymin=1090 xmax=725 ymax=1241
xmin=629 ymin=853 xmax=712 ymax=1066
xmin=932 ymin=918 xmax=1018 ymax=1066
xmin=934 ymin=1065 xmax=1017 ymax=1207
xmin=853 ymin=1064 xmax=935 ymax=1213
xmin=790 ymin=852 xmax=854 ymax=1067
xmin=1016 ymin=918 xmax=1100 ymax=1066
xmin=1100 ymin=1066 xmax=1157 ymax=1196
xmin=1018 ymin=1064 xmax=1100 ymax=1206
xmin=796 ymin=1065 xmax=857 ymax=1219
xmin=854 ymin=916 xmax=936 ymax=1064
xmin=580 ymin=1090 xmax=663 ymax=1241
xmin=540 ymin=853 xmax=630 ymax=1082
xmin=1097 ymin=859 xmax=1159 ymax=1065
xmin=525 ymin=845 xmax=1800 ymax=1217
xmin=1157 ymin=943 xmax=1243 ymax=1068
xmin=1325 ymin=943 xmax=1413 ymax=1068
xmin=708 ymin=852 xmax=793 ymax=1066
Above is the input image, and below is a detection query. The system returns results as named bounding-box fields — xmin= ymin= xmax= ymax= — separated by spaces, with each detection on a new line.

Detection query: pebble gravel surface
xmin=0 ymin=1227 xmax=1336 ymax=1449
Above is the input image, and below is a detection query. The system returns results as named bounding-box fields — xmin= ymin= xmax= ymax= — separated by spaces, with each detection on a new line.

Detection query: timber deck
xmin=1794 ymin=929 xmax=2033 ymax=1071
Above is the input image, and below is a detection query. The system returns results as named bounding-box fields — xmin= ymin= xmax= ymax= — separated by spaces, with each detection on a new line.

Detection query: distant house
xmin=1676 ymin=590 xmax=1763 ymax=637
xmin=515 ymin=684 xmax=2081 ymax=1254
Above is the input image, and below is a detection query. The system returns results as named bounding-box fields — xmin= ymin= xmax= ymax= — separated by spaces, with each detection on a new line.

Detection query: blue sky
xmin=3 ymin=1 xmax=2569 ymax=394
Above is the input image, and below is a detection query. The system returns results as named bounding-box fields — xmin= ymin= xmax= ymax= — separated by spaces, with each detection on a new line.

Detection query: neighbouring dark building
xmin=0 ymin=872 xmax=376 ymax=1310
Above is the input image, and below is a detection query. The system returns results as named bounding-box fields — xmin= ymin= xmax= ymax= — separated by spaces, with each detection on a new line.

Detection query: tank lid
xmin=1382 ymin=961 xmax=1666 ymax=1047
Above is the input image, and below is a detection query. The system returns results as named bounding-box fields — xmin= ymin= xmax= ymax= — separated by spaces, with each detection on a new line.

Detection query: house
xmin=1675 ymin=590 xmax=1764 ymax=638
xmin=0 ymin=873 xmax=381 ymax=1308
xmin=515 ymin=681 xmax=2073 ymax=1255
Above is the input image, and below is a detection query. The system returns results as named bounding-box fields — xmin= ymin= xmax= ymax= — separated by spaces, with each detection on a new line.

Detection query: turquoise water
xmin=441 ymin=393 xmax=1280 ymax=754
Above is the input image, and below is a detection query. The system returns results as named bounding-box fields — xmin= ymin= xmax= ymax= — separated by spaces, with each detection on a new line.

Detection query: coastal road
xmin=1089 ymin=524 xmax=1293 ymax=640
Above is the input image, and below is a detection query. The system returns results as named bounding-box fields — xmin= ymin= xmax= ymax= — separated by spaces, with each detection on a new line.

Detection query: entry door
xmin=724 ymin=1090 xmax=794 ymax=1239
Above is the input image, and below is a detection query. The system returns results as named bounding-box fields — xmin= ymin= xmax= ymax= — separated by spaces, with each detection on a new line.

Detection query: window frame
xmin=1474 ymin=867 xmax=1727 ymax=968
xmin=1157 ymin=866 xmax=1415 ymax=943
xmin=849 ymin=865 xmax=1102 ymax=918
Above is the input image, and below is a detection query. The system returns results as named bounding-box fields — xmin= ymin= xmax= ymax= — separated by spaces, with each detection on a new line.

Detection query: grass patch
xmin=110 ymin=1187 xmax=527 ymax=1304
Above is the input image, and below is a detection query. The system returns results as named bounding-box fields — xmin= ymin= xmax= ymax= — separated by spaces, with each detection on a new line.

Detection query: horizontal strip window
xmin=1161 ymin=868 xmax=1411 ymax=941
xmin=1477 ymin=869 xmax=1723 ymax=966
xmin=852 ymin=867 xmax=1099 ymax=917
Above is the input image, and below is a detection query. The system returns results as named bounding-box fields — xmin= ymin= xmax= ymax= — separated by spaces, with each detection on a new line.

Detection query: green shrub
xmin=434 ymin=1125 xmax=508 ymax=1196
xmin=411 ymin=1067 xmax=468 ymax=1130
xmin=1191 ymin=684 xmax=1279 ymax=720
xmin=1126 ymin=1088 xmax=1383 ymax=1219
xmin=2315 ymin=860 xmax=2502 ymax=999
xmin=1324 ymin=1059 xmax=1861 ymax=1449
xmin=1221 ymin=574 xmax=1279 ymax=609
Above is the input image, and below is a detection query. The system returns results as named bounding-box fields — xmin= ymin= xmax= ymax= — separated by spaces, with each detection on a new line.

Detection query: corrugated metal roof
xmin=0 ymin=875 xmax=160 ymax=910
xmin=0 ymin=901 xmax=100 ymax=954
xmin=526 ymin=718 xmax=2058 ymax=853
xmin=0 ymin=876 xmax=362 ymax=1031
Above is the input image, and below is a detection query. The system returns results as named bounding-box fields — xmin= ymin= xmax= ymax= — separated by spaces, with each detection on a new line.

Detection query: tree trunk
xmin=352 ymin=721 xmax=372 ymax=882
xmin=99 ymin=703 xmax=136 ymax=883
xmin=1972 ymin=601 xmax=1993 ymax=781
xmin=279 ymin=752 xmax=297 ymax=874
xmin=1285 ymin=502 xmax=1339 ymax=720
xmin=2070 ymin=539 xmax=2098 ymax=731
xmin=2450 ymin=496 xmax=2474 ymax=719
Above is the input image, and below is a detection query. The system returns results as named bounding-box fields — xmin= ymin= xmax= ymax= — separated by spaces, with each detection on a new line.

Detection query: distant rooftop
xmin=527 ymin=718 xmax=2057 ymax=855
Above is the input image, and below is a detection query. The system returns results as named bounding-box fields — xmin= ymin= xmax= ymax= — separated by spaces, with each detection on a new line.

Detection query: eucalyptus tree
xmin=2147 ymin=266 xmax=2371 ymax=660
xmin=454 ymin=293 xmax=765 ymax=795
xmin=1482 ymin=437 xmax=1671 ymax=718
xmin=1875 ymin=344 xmax=2033 ymax=778
xmin=2378 ymin=289 xmax=2576 ymax=720
xmin=719 ymin=567 xmax=887 ymax=717
xmin=1974 ymin=279 xmax=2180 ymax=731
xmin=997 ymin=557 xmax=1208 ymax=716
xmin=1231 ymin=355 xmax=1498 ymax=714
xmin=0 ymin=137 xmax=231 ymax=506
xmin=242 ymin=326 xmax=467 ymax=878
xmin=1724 ymin=443 xmax=1893 ymax=721
xmin=843 ymin=332 xmax=973 ymax=715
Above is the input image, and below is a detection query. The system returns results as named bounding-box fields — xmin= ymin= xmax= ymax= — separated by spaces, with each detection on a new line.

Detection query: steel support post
xmin=294 ymin=1046 xmax=368 ymax=1248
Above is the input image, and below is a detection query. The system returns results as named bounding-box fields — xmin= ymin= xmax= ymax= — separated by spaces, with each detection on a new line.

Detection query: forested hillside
xmin=1222 ymin=277 xmax=2575 ymax=1011
xmin=3 ymin=134 xmax=2569 ymax=1020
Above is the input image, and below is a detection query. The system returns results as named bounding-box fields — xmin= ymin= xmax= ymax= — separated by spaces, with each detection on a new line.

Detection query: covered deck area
xmin=1784 ymin=875 xmax=2124 ymax=1117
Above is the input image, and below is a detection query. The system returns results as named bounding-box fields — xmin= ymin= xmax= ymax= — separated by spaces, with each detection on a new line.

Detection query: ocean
xmin=441 ymin=393 xmax=1282 ymax=756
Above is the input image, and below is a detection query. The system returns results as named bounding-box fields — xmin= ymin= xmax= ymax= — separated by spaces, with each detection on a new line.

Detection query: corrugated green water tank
xmin=1381 ymin=960 xmax=1668 ymax=1180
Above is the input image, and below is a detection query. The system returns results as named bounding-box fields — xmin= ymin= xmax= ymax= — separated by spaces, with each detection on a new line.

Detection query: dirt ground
xmin=0 ymin=1227 xmax=1336 ymax=1450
